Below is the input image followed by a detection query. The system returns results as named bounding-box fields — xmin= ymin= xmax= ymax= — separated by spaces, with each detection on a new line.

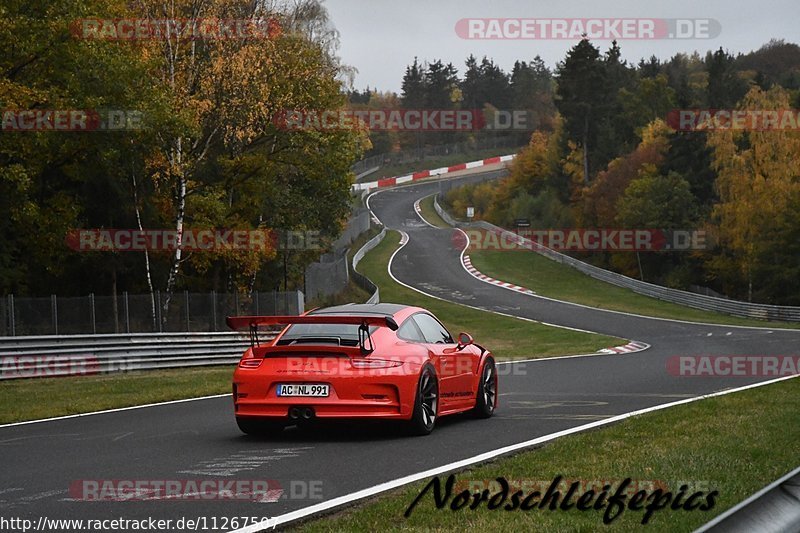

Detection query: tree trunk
xmin=132 ymin=168 xmax=157 ymax=330
xmin=162 ymin=157 xmax=186 ymax=327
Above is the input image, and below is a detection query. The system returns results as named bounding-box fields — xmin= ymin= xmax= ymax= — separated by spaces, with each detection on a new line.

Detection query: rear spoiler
xmin=226 ymin=315 xmax=400 ymax=332
xmin=227 ymin=314 xmax=399 ymax=354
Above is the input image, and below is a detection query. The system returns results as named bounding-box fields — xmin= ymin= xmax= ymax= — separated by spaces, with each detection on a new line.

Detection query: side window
xmin=413 ymin=313 xmax=453 ymax=344
xmin=397 ymin=317 xmax=425 ymax=342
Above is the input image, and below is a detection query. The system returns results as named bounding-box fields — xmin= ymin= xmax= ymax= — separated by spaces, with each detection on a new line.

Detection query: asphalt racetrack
xmin=2 ymin=171 xmax=798 ymax=530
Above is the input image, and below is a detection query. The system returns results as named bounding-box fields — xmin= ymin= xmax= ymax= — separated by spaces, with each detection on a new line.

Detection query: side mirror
xmin=457 ymin=332 xmax=473 ymax=348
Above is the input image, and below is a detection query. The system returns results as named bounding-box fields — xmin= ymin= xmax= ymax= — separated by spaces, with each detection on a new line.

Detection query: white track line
xmin=367 ymin=187 xmax=800 ymax=334
xmin=0 ymin=394 xmax=229 ymax=429
xmin=387 ymin=229 xmax=615 ymax=338
xmin=462 ymin=254 xmax=535 ymax=295
xmin=412 ymin=197 xmax=438 ymax=229
xmin=229 ymin=373 xmax=800 ymax=532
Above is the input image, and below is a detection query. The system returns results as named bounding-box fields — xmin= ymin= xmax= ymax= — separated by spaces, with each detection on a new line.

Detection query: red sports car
xmin=227 ymin=303 xmax=498 ymax=435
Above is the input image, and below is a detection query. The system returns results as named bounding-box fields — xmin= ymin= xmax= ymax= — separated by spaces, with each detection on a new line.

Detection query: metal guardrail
xmin=434 ymin=195 xmax=800 ymax=322
xmin=351 ymin=227 xmax=387 ymax=304
xmin=695 ymin=465 xmax=800 ymax=532
xmin=0 ymin=331 xmax=276 ymax=380
xmin=0 ymin=217 xmax=386 ymax=380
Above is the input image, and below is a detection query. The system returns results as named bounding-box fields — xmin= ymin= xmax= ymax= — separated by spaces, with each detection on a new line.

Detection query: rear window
xmin=277 ymin=322 xmax=378 ymax=346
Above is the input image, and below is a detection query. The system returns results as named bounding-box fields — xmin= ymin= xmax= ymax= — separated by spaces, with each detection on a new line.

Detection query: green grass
xmin=356 ymin=230 xmax=625 ymax=359
xmin=0 ymin=366 xmax=233 ymax=424
xmin=468 ymin=251 xmax=800 ymax=329
xmin=301 ymin=376 xmax=800 ymax=532
xmin=0 ymin=228 xmax=621 ymax=425
xmin=417 ymin=194 xmax=450 ymax=228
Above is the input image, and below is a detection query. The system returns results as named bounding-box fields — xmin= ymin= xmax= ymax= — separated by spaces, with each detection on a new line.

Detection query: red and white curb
xmin=462 ymin=254 xmax=536 ymax=295
xmin=598 ymin=340 xmax=650 ymax=354
xmin=460 ymin=254 xmax=650 ymax=356
xmin=352 ymin=154 xmax=516 ymax=192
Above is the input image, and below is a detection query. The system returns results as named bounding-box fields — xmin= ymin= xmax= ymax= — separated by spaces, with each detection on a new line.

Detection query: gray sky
xmin=324 ymin=0 xmax=800 ymax=93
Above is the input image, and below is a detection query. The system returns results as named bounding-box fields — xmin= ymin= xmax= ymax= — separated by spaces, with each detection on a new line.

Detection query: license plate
xmin=276 ymin=384 xmax=329 ymax=397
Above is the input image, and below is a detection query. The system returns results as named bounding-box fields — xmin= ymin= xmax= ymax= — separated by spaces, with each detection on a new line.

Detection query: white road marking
xmin=179 ymin=448 xmax=313 ymax=477
xmin=228 ymin=373 xmax=800 ymax=532
xmin=412 ymin=196 xmax=439 ymax=229
xmin=366 ymin=187 xmax=800 ymax=334
xmin=0 ymin=394 xmax=228 ymax=429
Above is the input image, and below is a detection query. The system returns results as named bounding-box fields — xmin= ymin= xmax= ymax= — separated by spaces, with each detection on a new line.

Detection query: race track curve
xmin=1 ymin=171 xmax=798 ymax=531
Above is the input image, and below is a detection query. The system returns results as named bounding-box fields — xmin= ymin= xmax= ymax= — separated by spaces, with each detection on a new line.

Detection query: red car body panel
xmin=229 ymin=304 xmax=496 ymax=422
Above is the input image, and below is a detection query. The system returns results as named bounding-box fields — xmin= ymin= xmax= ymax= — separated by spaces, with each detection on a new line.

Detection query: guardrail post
xmin=211 ymin=290 xmax=217 ymax=332
xmin=89 ymin=293 xmax=96 ymax=334
xmin=156 ymin=291 xmax=162 ymax=333
xmin=51 ymin=294 xmax=58 ymax=335
xmin=124 ymin=292 xmax=130 ymax=333
xmin=185 ymin=290 xmax=190 ymax=332
xmin=9 ymin=294 xmax=15 ymax=336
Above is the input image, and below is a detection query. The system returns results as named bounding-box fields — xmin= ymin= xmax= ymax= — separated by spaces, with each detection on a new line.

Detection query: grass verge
xmin=469 ymin=251 xmax=799 ymax=329
xmin=357 ymin=230 xmax=624 ymax=359
xmin=0 ymin=227 xmax=621 ymax=425
xmin=417 ymin=194 xmax=450 ymax=228
xmin=0 ymin=366 xmax=233 ymax=424
xmin=300 ymin=376 xmax=800 ymax=532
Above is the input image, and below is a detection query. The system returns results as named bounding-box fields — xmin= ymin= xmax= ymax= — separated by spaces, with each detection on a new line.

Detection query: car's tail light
xmin=239 ymin=359 xmax=262 ymax=369
xmin=350 ymin=359 xmax=403 ymax=369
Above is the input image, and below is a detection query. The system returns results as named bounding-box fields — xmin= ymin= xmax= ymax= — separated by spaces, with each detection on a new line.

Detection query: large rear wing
xmin=226 ymin=315 xmax=399 ymax=331
xmin=226 ymin=314 xmax=399 ymax=353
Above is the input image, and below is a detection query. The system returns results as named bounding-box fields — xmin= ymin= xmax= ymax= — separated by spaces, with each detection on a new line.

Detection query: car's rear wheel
xmin=409 ymin=366 xmax=438 ymax=435
xmin=236 ymin=417 xmax=285 ymax=436
xmin=473 ymin=358 xmax=497 ymax=418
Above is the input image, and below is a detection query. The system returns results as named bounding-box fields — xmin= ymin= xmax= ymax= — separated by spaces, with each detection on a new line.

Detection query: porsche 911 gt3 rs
xmin=227 ymin=303 xmax=498 ymax=435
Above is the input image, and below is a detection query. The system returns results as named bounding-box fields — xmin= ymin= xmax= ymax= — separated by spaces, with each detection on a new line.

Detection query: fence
xmin=304 ymin=209 xmax=373 ymax=302
xmin=0 ymin=291 xmax=304 ymax=337
xmin=351 ymin=137 xmax=523 ymax=177
xmin=434 ymin=195 xmax=800 ymax=322
xmin=351 ymin=227 xmax=387 ymax=304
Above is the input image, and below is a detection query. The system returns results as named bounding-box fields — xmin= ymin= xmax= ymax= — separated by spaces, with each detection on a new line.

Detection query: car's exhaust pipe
xmin=288 ymin=407 xmax=301 ymax=420
xmin=302 ymin=407 xmax=315 ymax=420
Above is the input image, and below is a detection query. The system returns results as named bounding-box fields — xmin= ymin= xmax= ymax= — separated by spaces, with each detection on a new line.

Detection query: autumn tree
xmin=706 ymin=86 xmax=800 ymax=303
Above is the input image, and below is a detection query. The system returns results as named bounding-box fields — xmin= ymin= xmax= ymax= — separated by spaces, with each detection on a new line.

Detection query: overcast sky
xmin=324 ymin=0 xmax=800 ymax=93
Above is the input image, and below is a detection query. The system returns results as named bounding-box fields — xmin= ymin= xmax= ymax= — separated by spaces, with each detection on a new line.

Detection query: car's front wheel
xmin=236 ymin=417 xmax=285 ymax=436
xmin=473 ymin=358 xmax=497 ymax=418
xmin=409 ymin=366 xmax=438 ymax=435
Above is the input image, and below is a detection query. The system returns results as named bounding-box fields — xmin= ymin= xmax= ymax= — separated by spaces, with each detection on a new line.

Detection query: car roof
xmin=309 ymin=303 xmax=409 ymax=317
